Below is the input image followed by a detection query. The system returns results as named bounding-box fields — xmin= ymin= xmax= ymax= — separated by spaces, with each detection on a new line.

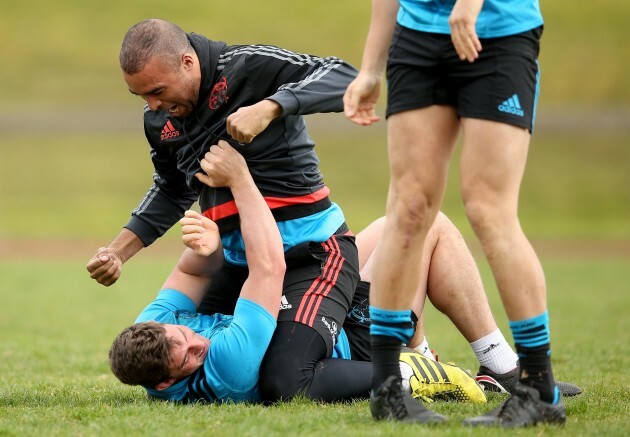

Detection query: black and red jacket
xmin=125 ymin=33 xmax=359 ymax=245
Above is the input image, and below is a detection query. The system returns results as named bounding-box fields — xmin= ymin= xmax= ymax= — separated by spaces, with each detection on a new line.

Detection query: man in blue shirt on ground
xmin=109 ymin=141 xmax=581 ymax=408
xmin=109 ymin=142 xmax=285 ymax=403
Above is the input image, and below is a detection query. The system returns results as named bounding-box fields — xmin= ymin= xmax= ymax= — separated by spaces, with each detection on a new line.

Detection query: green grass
xmin=1 ymin=1 xmax=628 ymax=434
xmin=1 ymin=258 xmax=628 ymax=436
xmin=316 ymin=126 xmax=630 ymax=240
xmin=2 ymin=128 xmax=627 ymax=241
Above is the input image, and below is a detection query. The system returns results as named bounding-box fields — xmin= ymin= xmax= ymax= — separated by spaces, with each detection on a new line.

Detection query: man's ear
xmin=155 ymin=378 xmax=177 ymax=391
xmin=181 ymin=53 xmax=195 ymax=70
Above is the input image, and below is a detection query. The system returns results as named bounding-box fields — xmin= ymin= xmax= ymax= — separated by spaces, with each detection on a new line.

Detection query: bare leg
xmin=460 ymin=119 xmax=546 ymax=319
xmin=370 ymin=106 xmax=459 ymax=310
xmin=410 ymin=213 xmax=497 ymax=344
xmin=460 ymin=118 xmax=556 ymax=402
xmin=357 ymin=212 xmax=517 ymax=372
xmin=366 ymin=106 xmax=459 ymax=404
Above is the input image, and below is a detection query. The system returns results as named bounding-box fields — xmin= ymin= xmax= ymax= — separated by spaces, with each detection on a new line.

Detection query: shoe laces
xmin=495 ymin=387 xmax=535 ymax=421
xmin=384 ymin=379 xmax=409 ymax=420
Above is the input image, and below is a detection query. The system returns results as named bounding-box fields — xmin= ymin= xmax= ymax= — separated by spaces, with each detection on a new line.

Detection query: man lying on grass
xmin=109 ymin=142 xmax=579 ymax=406
xmin=107 ymin=141 xmax=485 ymax=406
xmin=109 ymin=142 xmax=285 ymax=402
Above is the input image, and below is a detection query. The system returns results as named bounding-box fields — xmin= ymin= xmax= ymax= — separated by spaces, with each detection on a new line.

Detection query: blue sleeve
xmin=135 ymin=289 xmax=197 ymax=324
xmin=206 ymin=298 xmax=276 ymax=394
xmin=332 ymin=328 xmax=352 ymax=360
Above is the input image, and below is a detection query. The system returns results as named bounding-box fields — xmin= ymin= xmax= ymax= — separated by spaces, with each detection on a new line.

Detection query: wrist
xmin=228 ymin=172 xmax=255 ymax=193
xmin=262 ymin=99 xmax=282 ymax=119
xmin=109 ymin=247 xmax=126 ymax=263
xmin=109 ymin=228 xmax=143 ymax=263
xmin=363 ymin=62 xmax=387 ymax=79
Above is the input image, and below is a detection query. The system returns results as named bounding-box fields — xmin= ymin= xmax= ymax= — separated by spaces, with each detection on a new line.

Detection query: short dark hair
xmin=119 ymin=18 xmax=192 ymax=74
xmin=109 ymin=321 xmax=175 ymax=387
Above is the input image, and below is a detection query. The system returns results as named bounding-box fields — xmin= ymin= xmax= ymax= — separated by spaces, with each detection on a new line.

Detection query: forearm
xmin=107 ymin=228 xmax=145 ymax=263
xmin=230 ymin=175 xmax=284 ymax=275
xmin=359 ymin=0 xmax=399 ymax=75
xmin=126 ymin=181 xmax=197 ymax=246
xmin=230 ymin=174 xmax=285 ymax=317
xmin=162 ymin=248 xmax=223 ymax=307
xmin=130 ymin=140 xmax=198 ymax=245
xmin=269 ymin=59 xmax=359 ymax=115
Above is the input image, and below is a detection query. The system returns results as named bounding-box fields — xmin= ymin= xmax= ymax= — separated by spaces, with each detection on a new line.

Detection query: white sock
xmin=413 ymin=336 xmax=436 ymax=361
xmin=470 ymin=329 xmax=518 ymax=374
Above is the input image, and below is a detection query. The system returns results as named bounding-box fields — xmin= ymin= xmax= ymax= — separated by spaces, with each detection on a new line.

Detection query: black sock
xmin=371 ymin=335 xmax=402 ymax=389
xmin=516 ymin=343 xmax=557 ymax=403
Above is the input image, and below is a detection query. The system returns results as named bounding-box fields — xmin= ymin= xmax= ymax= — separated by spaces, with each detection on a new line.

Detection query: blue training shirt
xmin=221 ymin=203 xmax=345 ymax=266
xmin=135 ymin=289 xmax=276 ymax=403
xmin=398 ymin=0 xmax=543 ymax=38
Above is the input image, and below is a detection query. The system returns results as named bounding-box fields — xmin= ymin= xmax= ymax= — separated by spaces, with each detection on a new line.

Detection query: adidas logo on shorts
xmin=498 ymin=94 xmax=525 ymax=117
xmin=279 ymin=295 xmax=292 ymax=310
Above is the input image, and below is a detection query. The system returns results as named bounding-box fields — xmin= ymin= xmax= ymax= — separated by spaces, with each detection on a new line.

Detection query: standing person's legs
xmin=459 ymin=119 xmax=558 ymax=403
xmin=359 ymin=212 xmax=496 ymax=345
xmin=360 ymin=212 xmax=518 ymax=374
xmin=407 ymin=212 xmax=519 ymax=377
xmin=368 ymin=106 xmax=458 ymax=417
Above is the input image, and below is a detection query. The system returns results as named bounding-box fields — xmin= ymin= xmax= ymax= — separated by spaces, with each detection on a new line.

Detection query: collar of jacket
xmin=187 ymin=33 xmax=227 ymax=111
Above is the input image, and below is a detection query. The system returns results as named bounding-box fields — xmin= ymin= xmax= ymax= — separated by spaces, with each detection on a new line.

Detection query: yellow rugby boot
xmin=399 ymin=348 xmax=487 ymax=404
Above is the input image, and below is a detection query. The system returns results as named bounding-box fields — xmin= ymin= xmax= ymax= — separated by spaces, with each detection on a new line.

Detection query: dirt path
xmin=1 ymin=238 xmax=628 ymax=261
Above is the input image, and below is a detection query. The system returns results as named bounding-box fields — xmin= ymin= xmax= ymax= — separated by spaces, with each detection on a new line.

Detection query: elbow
xmin=267 ymin=255 xmax=286 ymax=279
xmin=253 ymin=253 xmax=286 ymax=279
xmin=246 ymin=236 xmax=286 ymax=279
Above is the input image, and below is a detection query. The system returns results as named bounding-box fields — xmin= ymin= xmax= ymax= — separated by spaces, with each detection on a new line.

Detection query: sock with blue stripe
xmin=510 ymin=311 xmax=559 ymax=403
xmin=370 ymin=306 xmax=414 ymax=390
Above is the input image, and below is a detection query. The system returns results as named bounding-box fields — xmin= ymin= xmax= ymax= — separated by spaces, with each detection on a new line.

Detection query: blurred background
xmin=0 ymin=0 xmax=628 ymax=254
xmin=0 ymin=4 xmax=628 ymax=424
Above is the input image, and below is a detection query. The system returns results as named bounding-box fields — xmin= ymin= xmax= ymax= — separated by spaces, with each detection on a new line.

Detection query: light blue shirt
xmin=221 ymin=203 xmax=345 ymax=266
xmin=136 ymin=290 xmax=276 ymax=403
xmin=398 ymin=0 xmax=543 ymax=38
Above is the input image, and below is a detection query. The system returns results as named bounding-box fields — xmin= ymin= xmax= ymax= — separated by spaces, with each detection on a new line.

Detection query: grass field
xmin=1 ymin=120 xmax=628 ymax=436
xmin=1 ymin=0 xmax=628 ymax=434
xmin=0 ymin=256 xmax=628 ymax=436
xmin=1 ymin=126 xmax=628 ymax=241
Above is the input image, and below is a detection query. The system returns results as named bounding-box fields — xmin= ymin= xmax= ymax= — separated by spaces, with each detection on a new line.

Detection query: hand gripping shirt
xmin=125 ymin=34 xmax=357 ymax=264
xmin=398 ymin=0 xmax=543 ymax=38
xmin=135 ymin=289 xmax=276 ymax=403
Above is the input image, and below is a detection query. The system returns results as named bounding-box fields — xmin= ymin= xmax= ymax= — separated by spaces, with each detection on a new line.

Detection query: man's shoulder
xmin=135 ymin=289 xmax=198 ymax=324
xmin=144 ymin=373 xmax=210 ymax=403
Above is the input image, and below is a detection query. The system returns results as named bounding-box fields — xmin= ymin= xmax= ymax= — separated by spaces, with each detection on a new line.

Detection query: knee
xmin=390 ymin=188 xmax=439 ymax=235
xmin=463 ymin=197 xmax=522 ymax=249
xmin=258 ymin=355 xmax=308 ymax=402
xmin=258 ymin=353 xmax=314 ymax=403
xmin=430 ymin=212 xmax=460 ymax=239
xmin=258 ymin=370 xmax=292 ymax=402
xmin=463 ymin=196 xmax=501 ymax=236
